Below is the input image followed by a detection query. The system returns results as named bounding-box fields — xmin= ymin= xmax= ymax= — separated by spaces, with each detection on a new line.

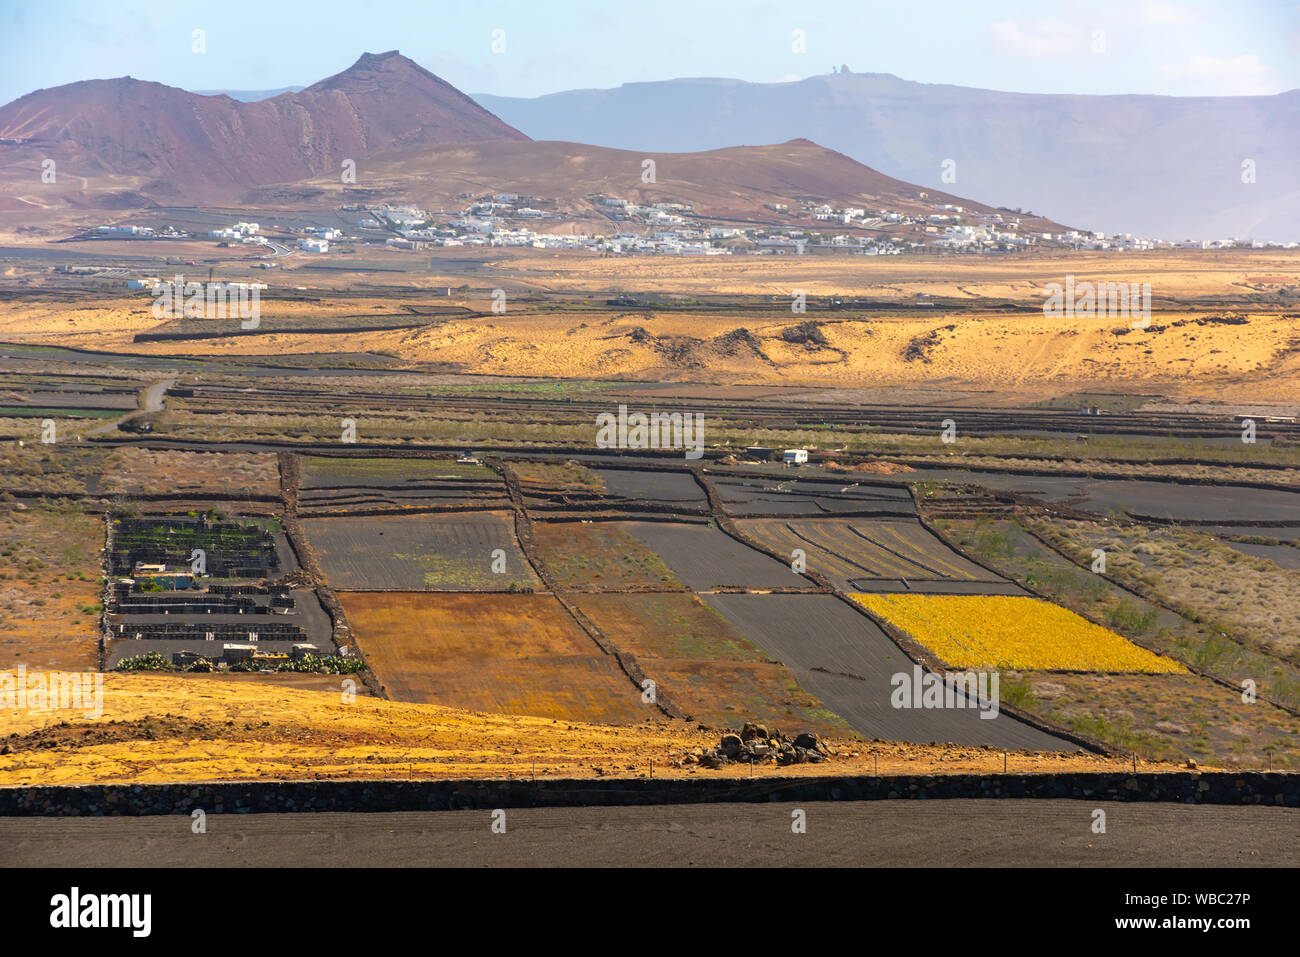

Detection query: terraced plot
xmin=303 ymin=512 xmax=539 ymax=591
xmin=619 ymin=521 xmax=808 ymax=590
xmin=533 ymin=521 xmax=686 ymax=590
xmin=512 ymin=461 xmax=605 ymax=490
xmin=340 ymin=592 xmax=652 ymax=723
xmin=906 ymin=469 xmax=1300 ymax=524
xmin=573 ymin=592 xmax=850 ymax=734
xmin=298 ymin=455 xmax=508 ymax=512
xmin=591 ymin=469 xmax=706 ymax=505
xmin=737 ymin=517 xmax=1014 ymax=592
xmin=1025 ymin=517 xmax=1300 ymax=660
xmin=301 ymin=456 xmax=498 ymax=488
xmin=101 ymin=448 xmax=280 ymax=498
xmin=1222 ymin=539 xmax=1300 ymax=571
xmin=852 ymin=594 xmax=1186 ymax=673
xmin=0 ymin=444 xmax=109 ymax=496
xmin=714 ymin=477 xmax=915 ymax=517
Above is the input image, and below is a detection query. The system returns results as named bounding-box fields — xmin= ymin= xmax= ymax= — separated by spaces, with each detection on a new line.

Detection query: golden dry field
xmin=338 ymin=591 xmax=655 ymax=724
xmin=0 ymin=673 xmax=1181 ymax=786
xmin=852 ymin=594 xmax=1187 ymax=672
xmin=0 ymin=504 xmax=101 ymax=672
xmin=0 ymin=250 xmax=1295 ymax=401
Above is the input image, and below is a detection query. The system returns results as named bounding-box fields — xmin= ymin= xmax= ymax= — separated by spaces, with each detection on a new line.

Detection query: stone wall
xmin=1 ymin=771 xmax=1296 ymax=817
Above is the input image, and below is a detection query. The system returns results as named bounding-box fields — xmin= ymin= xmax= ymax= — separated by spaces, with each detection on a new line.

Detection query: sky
xmin=1 ymin=0 xmax=1298 ymax=106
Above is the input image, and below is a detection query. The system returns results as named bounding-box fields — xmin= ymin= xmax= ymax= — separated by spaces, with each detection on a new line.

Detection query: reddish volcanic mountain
xmin=0 ymin=51 xmax=527 ymax=200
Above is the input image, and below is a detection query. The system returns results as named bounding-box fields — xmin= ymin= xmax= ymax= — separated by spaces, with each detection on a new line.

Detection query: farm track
xmin=8 ymin=800 xmax=1298 ymax=867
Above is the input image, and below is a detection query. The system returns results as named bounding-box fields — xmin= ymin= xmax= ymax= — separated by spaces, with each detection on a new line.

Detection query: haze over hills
xmin=0 ymin=51 xmax=527 ymax=204
xmin=0 ymin=52 xmax=1068 ymax=236
xmin=291 ymin=137 xmax=1069 ymax=235
xmin=475 ymin=72 xmax=1300 ymax=243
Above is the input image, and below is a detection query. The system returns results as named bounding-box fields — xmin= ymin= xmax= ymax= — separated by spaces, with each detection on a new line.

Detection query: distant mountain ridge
xmin=193 ymin=86 xmax=305 ymax=101
xmin=0 ymin=51 xmax=528 ymax=201
xmin=475 ymin=72 xmax=1300 ymax=242
xmin=0 ymin=53 xmax=1067 ymax=237
xmin=295 ymin=136 xmax=1069 ymax=235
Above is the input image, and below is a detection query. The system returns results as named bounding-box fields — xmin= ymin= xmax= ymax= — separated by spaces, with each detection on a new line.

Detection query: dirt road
xmin=2 ymin=800 xmax=1293 ymax=867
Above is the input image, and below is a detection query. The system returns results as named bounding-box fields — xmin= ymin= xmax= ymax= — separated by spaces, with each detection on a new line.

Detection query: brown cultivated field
xmin=339 ymin=592 xmax=653 ymax=724
xmin=573 ymin=592 xmax=852 ymax=735
xmin=0 ymin=503 xmax=101 ymax=671
xmin=532 ymin=520 xmax=686 ymax=590
xmin=100 ymin=447 xmax=280 ymax=498
xmin=512 ymin=461 xmax=605 ymax=490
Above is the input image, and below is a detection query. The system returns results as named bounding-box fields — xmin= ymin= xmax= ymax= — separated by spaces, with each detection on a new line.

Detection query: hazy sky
xmin=2 ymin=0 xmax=1297 ymax=106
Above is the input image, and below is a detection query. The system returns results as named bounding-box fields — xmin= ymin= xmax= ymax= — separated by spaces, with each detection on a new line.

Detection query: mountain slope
xmin=0 ymin=51 xmax=527 ymax=202
xmin=295 ymin=137 xmax=1069 ymax=234
xmin=475 ymin=73 xmax=1300 ymax=242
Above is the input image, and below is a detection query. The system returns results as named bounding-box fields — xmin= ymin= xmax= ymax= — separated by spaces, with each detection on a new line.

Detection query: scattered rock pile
xmin=682 ymin=722 xmax=832 ymax=770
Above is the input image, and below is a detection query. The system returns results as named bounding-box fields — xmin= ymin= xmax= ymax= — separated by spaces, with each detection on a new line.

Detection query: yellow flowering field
xmin=851 ymin=594 xmax=1186 ymax=673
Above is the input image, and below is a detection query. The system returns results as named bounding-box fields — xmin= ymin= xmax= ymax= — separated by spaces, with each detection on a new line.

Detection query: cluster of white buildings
xmin=95 ymin=224 xmax=155 ymax=237
xmin=165 ymin=194 xmax=1300 ymax=264
xmin=208 ymin=222 xmax=262 ymax=242
xmin=380 ymin=205 xmax=427 ymax=227
xmin=934 ymin=223 xmax=1031 ymax=250
xmin=86 ymin=223 xmax=186 ymax=240
xmin=812 ymin=204 xmax=868 ymax=225
xmin=595 ymin=197 xmax=695 ymax=226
